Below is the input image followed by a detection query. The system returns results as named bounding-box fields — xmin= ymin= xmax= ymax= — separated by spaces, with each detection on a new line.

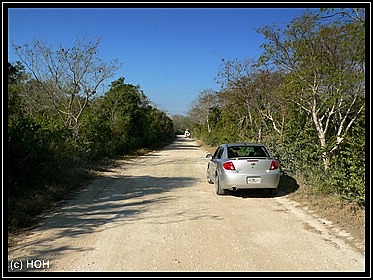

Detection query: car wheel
xmin=207 ymin=166 xmax=214 ymax=184
xmin=215 ymin=175 xmax=226 ymax=195
xmin=206 ymin=164 xmax=214 ymax=184
xmin=207 ymin=174 xmax=214 ymax=184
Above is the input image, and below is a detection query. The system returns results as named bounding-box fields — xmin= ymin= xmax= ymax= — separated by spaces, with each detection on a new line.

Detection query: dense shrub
xmin=7 ymin=72 xmax=176 ymax=232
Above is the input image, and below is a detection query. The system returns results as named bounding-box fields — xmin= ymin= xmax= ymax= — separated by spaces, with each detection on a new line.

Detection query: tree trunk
xmin=258 ymin=127 xmax=262 ymax=143
xmin=322 ymin=151 xmax=330 ymax=171
xmin=311 ymin=98 xmax=330 ymax=171
xmin=206 ymin=116 xmax=211 ymax=133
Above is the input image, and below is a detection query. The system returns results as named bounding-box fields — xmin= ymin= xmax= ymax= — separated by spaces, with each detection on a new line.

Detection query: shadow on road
xmin=160 ymin=137 xmax=201 ymax=151
xmin=8 ymin=174 xmax=196 ymax=269
xmin=227 ymin=174 xmax=300 ymax=198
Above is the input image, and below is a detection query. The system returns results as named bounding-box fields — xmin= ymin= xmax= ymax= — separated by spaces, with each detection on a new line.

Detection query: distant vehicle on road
xmin=184 ymin=129 xmax=191 ymax=138
xmin=206 ymin=143 xmax=280 ymax=195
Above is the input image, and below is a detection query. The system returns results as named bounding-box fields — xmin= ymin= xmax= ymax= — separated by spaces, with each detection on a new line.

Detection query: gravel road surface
xmin=8 ymin=136 xmax=365 ymax=273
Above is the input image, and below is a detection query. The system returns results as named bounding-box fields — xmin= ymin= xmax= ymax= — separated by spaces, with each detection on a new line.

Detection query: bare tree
xmin=258 ymin=11 xmax=365 ymax=170
xmin=189 ymin=89 xmax=219 ymax=133
xmin=13 ymin=38 xmax=121 ymax=136
xmin=217 ymin=58 xmax=287 ymax=141
xmin=249 ymin=69 xmax=286 ymax=137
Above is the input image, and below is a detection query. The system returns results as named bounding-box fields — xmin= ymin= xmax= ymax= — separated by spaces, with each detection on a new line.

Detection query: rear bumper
xmin=219 ymin=171 xmax=280 ymax=190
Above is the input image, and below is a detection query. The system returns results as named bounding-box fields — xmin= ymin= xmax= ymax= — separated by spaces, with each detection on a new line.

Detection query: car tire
xmin=207 ymin=166 xmax=214 ymax=184
xmin=215 ymin=175 xmax=226 ymax=195
xmin=207 ymin=174 xmax=214 ymax=184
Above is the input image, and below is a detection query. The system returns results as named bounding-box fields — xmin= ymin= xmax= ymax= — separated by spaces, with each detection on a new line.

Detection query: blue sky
xmin=7 ymin=6 xmax=314 ymax=116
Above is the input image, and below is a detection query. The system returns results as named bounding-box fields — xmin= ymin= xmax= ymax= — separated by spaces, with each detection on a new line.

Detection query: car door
xmin=209 ymin=146 xmax=224 ymax=180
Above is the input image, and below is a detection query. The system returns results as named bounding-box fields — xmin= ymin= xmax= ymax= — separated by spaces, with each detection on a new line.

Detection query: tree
xmin=8 ymin=61 xmax=28 ymax=116
xmin=216 ymin=58 xmax=257 ymax=135
xmin=79 ymin=77 xmax=175 ymax=156
xmin=171 ymin=114 xmax=189 ymax=134
xmin=216 ymin=58 xmax=287 ymax=141
xmin=188 ymin=89 xmax=219 ymax=133
xmin=258 ymin=10 xmax=365 ymax=170
xmin=12 ymin=38 xmax=121 ymax=136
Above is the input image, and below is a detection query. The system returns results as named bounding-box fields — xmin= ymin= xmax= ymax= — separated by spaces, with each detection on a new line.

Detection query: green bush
xmin=7 ymin=113 xmax=96 ymax=228
xmin=8 ymin=115 xmax=55 ymax=191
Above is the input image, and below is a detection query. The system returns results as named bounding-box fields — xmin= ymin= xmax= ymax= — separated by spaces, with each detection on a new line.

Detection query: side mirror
xmin=206 ymin=154 xmax=213 ymax=160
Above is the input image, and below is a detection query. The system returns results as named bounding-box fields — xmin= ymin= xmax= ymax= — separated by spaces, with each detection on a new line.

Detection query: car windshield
xmin=227 ymin=146 xmax=269 ymax=158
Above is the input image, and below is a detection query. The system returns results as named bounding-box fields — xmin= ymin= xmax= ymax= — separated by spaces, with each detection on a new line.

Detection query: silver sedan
xmin=206 ymin=143 xmax=281 ymax=195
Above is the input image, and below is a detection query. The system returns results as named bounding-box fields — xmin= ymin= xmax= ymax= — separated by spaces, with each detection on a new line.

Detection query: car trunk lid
xmin=230 ymin=158 xmax=274 ymax=173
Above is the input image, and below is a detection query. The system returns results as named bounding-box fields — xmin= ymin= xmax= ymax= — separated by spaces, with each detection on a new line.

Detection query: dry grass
xmin=287 ymin=184 xmax=365 ymax=253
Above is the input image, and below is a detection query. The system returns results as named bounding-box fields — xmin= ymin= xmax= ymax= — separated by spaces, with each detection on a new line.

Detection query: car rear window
xmin=228 ymin=146 xmax=269 ymax=158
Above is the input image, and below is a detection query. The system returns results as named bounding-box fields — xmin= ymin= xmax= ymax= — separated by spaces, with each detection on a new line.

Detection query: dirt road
xmin=8 ymin=136 xmax=365 ymax=272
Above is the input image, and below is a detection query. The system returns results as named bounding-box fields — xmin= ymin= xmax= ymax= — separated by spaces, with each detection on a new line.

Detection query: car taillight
xmin=223 ymin=161 xmax=236 ymax=170
xmin=270 ymin=160 xmax=279 ymax=170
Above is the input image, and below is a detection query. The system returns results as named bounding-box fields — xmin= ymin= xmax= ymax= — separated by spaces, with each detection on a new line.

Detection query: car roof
xmin=223 ymin=143 xmax=265 ymax=147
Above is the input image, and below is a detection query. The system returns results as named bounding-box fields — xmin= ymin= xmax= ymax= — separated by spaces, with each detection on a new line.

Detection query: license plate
xmin=247 ymin=177 xmax=261 ymax=184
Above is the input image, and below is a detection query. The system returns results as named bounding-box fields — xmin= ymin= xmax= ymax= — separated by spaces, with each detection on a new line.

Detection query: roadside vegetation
xmin=7 ymin=40 xmax=175 ymax=233
xmin=184 ymin=9 xmax=365 ymax=242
